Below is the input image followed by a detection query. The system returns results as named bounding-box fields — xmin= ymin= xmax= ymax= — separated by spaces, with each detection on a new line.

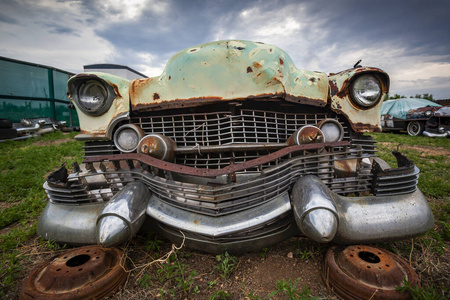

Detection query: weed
xmin=260 ymin=247 xmax=270 ymax=258
xmin=208 ymin=280 xmax=217 ymax=288
xmin=299 ymin=249 xmax=312 ymax=260
xmin=208 ymin=290 xmax=233 ymax=300
xmin=192 ymin=285 xmax=200 ymax=294
xmin=138 ymin=273 xmax=153 ymax=289
xmin=157 ymin=260 xmax=197 ymax=295
xmin=269 ymin=278 xmax=319 ymax=300
xmin=396 ymin=278 xmax=447 ymax=300
xmin=215 ymin=251 xmax=238 ymax=279
xmin=144 ymin=232 xmax=164 ymax=253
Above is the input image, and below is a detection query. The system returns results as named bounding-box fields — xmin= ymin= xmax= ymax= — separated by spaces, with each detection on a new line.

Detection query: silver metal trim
xmin=146 ymin=192 xmax=291 ymax=237
xmin=106 ymin=112 xmax=130 ymax=139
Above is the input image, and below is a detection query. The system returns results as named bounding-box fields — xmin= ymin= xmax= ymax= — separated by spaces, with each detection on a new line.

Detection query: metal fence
xmin=0 ymin=56 xmax=79 ymax=126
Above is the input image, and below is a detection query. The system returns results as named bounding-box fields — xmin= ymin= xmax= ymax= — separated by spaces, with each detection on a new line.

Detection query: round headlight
xmin=114 ymin=124 xmax=145 ymax=153
xmin=351 ymin=74 xmax=382 ymax=108
xmin=425 ymin=110 xmax=433 ymax=117
xmin=78 ymin=80 xmax=108 ymax=112
xmin=317 ymin=119 xmax=344 ymax=142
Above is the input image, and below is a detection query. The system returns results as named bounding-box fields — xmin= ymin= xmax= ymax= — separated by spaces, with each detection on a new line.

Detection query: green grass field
xmin=0 ymin=131 xmax=448 ymax=298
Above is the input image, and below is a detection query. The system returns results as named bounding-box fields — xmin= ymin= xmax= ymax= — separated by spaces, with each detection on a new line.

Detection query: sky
xmin=1 ymin=0 xmax=449 ymax=99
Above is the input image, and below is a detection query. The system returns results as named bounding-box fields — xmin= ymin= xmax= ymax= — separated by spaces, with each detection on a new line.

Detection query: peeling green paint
xmin=131 ymin=40 xmax=328 ymax=109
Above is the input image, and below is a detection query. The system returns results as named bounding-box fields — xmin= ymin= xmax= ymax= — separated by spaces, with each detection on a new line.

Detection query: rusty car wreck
xmin=37 ymin=40 xmax=434 ymax=254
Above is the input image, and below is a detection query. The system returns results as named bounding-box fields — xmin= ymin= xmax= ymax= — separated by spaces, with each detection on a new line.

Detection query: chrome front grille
xmin=132 ymin=109 xmax=333 ymax=147
xmin=83 ymin=105 xmax=359 ymax=170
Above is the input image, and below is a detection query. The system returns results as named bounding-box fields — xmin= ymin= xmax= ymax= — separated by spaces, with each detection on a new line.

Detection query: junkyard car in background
xmin=423 ymin=105 xmax=450 ymax=137
xmin=381 ymin=98 xmax=441 ymax=136
xmin=37 ymin=40 xmax=434 ymax=254
xmin=0 ymin=117 xmax=70 ymax=142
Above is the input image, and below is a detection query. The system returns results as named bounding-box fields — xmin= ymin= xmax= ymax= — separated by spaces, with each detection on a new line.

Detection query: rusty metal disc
xmin=323 ymin=245 xmax=419 ymax=300
xmin=20 ymin=245 xmax=127 ymax=300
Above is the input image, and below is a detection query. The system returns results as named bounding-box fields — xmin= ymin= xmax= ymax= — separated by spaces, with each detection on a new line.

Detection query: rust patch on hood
xmin=285 ymin=94 xmax=327 ymax=107
xmin=352 ymin=122 xmax=382 ymax=132
xmin=110 ymin=83 xmax=121 ymax=98
xmin=132 ymin=96 xmax=225 ymax=111
xmin=131 ymin=92 xmax=327 ymax=112
xmin=253 ymin=62 xmax=262 ymax=69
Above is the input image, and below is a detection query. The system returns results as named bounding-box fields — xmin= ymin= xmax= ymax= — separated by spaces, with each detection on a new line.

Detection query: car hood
xmin=130 ymin=40 xmax=329 ymax=111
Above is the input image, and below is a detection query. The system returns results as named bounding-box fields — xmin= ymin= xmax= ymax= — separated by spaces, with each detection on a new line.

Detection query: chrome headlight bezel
xmin=350 ymin=74 xmax=383 ymax=108
xmin=113 ymin=124 xmax=145 ymax=153
xmin=68 ymin=77 xmax=117 ymax=116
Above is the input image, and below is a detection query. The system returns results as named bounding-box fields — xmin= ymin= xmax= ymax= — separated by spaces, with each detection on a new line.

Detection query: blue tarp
xmin=381 ymin=98 xmax=441 ymax=120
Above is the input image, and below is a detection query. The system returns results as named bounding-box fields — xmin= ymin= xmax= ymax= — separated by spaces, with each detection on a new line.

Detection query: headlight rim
xmin=69 ymin=77 xmax=117 ymax=116
xmin=113 ymin=124 xmax=145 ymax=153
xmin=317 ymin=119 xmax=344 ymax=142
xmin=349 ymin=74 xmax=383 ymax=109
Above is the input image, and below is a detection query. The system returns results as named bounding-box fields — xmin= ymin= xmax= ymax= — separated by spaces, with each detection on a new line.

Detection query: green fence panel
xmin=0 ymin=57 xmax=78 ymax=126
xmin=0 ymin=98 xmax=53 ymax=122
xmin=53 ymin=70 xmax=71 ymax=101
xmin=0 ymin=60 xmax=50 ymax=98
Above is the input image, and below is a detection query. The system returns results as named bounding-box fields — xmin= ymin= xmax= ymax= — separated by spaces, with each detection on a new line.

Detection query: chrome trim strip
xmin=146 ymin=192 xmax=291 ymax=237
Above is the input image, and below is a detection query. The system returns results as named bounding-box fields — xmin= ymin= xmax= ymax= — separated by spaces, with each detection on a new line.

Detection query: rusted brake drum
xmin=20 ymin=245 xmax=127 ymax=300
xmin=323 ymin=245 xmax=419 ymax=300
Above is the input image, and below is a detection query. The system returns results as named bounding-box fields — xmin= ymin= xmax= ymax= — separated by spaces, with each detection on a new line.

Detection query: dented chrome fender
xmin=291 ymin=175 xmax=434 ymax=244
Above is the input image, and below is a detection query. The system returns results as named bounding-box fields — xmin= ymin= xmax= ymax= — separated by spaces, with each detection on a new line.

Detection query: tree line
xmin=385 ymin=93 xmax=434 ymax=101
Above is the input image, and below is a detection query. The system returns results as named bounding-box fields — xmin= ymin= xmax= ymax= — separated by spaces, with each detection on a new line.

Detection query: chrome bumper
xmin=423 ymin=130 xmax=450 ymax=138
xmin=37 ymin=175 xmax=434 ymax=253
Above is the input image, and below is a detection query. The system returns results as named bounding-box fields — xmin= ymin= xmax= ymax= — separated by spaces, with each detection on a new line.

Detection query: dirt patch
xmin=112 ymin=237 xmax=335 ymax=299
xmin=378 ymin=142 xmax=450 ymax=156
xmin=0 ymin=202 xmax=16 ymax=210
xmin=34 ymin=138 xmax=73 ymax=147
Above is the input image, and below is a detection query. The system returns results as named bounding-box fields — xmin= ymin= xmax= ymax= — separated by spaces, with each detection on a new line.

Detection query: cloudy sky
xmin=1 ymin=0 xmax=449 ymax=99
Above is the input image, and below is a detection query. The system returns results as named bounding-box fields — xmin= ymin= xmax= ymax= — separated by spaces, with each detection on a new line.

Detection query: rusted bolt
xmin=141 ymin=144 xmax=149 ymax=153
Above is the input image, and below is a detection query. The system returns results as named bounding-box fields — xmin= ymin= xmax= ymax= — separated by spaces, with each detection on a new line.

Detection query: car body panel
xmin=130 ymin=40 xmax=328 ymax=112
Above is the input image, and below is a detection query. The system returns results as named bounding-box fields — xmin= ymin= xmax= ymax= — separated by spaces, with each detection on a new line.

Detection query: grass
xmin=0 ymin=131 xmax=82 ymax=297
xmin=372 ymin=132 xmax=450 ymax=296
xmin=268 ymin=278 xmax=319 ymax=300
xmin=0 ymin=131 xmax=448 ymax=298
xmin=0 ymin=132 xmax=82 ymax=251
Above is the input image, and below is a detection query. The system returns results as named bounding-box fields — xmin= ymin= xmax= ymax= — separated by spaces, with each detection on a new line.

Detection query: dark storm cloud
xmin=45 ymin=23 xmax=80 ymax=36
xmin=0 ymin=13 xmax=19 ymax=25
xmin=0 ymin=0 xmax=448 ymax=98
xmin=70 ymin=0 xmax=450 ymax=62
xmin=83 ymin=0 xmax=253 ymax=54
xmin=302 ymin=0 xmax=450 ymax=56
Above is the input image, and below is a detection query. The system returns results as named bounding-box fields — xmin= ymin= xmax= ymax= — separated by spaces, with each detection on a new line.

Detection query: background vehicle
xmin=381 ymin=98 xmax=441 ymax=136
xmin=424 ymin=105 xmax=450 ymax=137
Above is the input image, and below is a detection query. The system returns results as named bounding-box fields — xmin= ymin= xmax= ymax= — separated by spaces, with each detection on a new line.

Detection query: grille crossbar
xmin=45 ymin=145 xmax=375 ymax=216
